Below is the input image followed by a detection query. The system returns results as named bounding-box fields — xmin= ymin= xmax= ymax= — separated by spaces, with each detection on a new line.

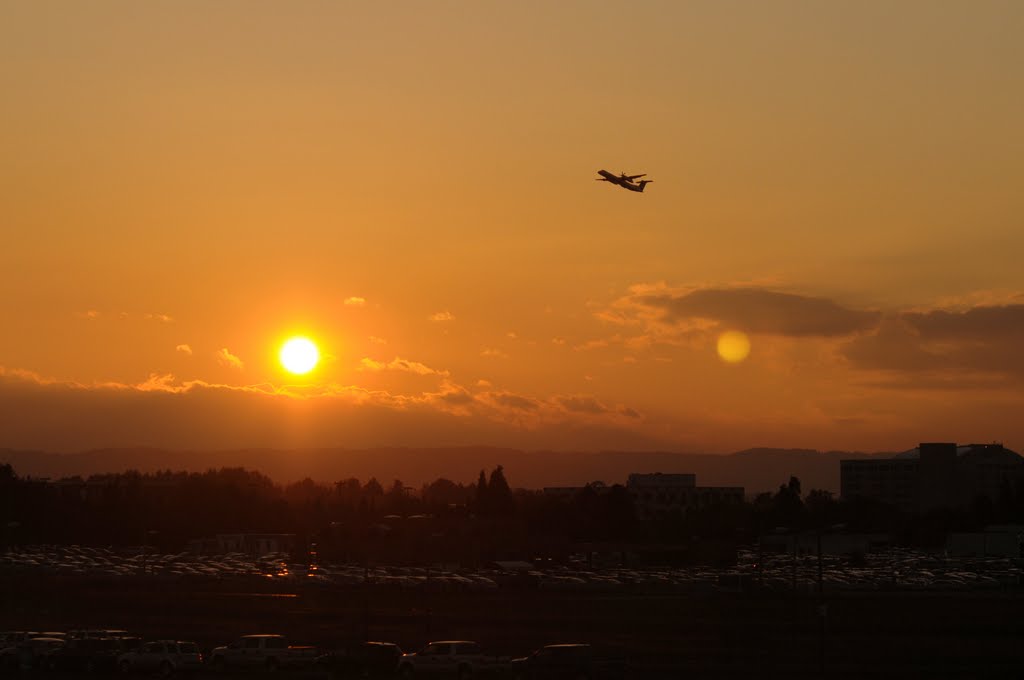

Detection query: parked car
xmin=209 ymin=634 xmax=318 ymax=672
xmin=0 ymin=636 xmax=65 ymax=671
xmin=118 ymin=639 xmax=203 ymax=676
xmin=508 ymin=644 xmax=627 ymax=680
xmin=68 ymin=628 xmax=131 ymax=640
xmin=316 ymin=641 xmax=403 ymax=679
xmin=47 ymin=637 xmax=125 ymax=673
xmin=399 ymin=641 xmax=508 ymax=679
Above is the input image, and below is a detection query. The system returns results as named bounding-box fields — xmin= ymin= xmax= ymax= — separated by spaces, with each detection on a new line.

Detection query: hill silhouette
xmin=0 ymin=446 xmax=885 ymax=494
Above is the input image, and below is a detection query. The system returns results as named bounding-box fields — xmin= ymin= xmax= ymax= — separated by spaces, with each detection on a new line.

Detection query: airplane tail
xmin=637 ymin=180 xmax=652 ymax=192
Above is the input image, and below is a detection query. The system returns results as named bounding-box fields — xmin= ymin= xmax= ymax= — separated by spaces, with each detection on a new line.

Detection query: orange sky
xmin=2 ymin=2 xmax=1023 ymax=454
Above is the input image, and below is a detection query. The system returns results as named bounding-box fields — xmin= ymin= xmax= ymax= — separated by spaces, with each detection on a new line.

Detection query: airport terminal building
xmin=840 ymin=442 xmax=1024 ymax=512
xmin=626 ymin=473 xmax=745 ymax=520
xmin=543 ymin=472 xmax=744 ymax=520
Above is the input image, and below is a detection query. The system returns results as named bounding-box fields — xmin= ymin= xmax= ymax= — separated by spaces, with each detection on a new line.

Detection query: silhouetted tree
xmin=363 ymin=477 xmax=383 ymax=512
xmin=385 ymin=479 xmax=411 ymax=514
xmin=773 ymin=476 xmax=805 ymax=526
xmin=487 ymin=465 xmax=514 ymax=515
xmin=422 ymin=478 xmax=469 ymax=509
xmin=474 ymin=470 xmax=488 ymax=513
xmin=334 ymin=478 xmax=362 ymax=508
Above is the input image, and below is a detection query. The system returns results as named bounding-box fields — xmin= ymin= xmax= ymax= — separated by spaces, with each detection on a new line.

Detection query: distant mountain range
xmin=0 ymin=446 xmax=893 ymax=495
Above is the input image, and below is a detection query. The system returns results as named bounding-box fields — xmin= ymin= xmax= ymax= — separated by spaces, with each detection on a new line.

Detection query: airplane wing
xmin=623 ymin=174 xmax=646 ymax=181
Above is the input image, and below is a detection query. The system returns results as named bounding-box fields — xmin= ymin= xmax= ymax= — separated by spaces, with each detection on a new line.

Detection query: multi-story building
xmin=543 ymin=473 xmax=744 ymax=520
xmin=541 ymin=481 xmax=607 ymax=500
xmin=626 ymin=473 xmax=744 ymax=520
xmin=841 ymin=442 xmax=1024 ymax=512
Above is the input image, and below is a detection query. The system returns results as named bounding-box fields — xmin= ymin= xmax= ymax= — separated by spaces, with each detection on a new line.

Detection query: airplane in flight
xmin=596 ymin=169 xmax=653 ymax=192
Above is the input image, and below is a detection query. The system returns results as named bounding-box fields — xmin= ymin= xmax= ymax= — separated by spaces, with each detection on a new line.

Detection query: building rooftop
xmin=893 ymin=443 xmax=1020 ymax=460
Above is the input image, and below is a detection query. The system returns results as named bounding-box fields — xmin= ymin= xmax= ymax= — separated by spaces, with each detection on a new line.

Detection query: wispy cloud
xmin=486 ymin=391 xmax=541 ymax=411
xmin=573 ymin=338 xmax=611 ymax=351
xmin=344 ymin=297 xmax=366 ymax=307
xmin=0 ymin=367 xmax=659 ymax=452
xmin=359 ymin=357 xmax=449 ymax=377
xmin=607 ymin=284 xmax=879 ymax=338
xmin=557 ymin=395 xmax=609 ymax=414
xmin=480 ymin=348 xmax=509 ymax=359
xmin=429 ymin=311 xmax=455 ymax=322
xmin=76 ymin=310 xmax=175 ymax=323
xmin=216 ymin=348 xmax=244 ymax=370
xmin=175 ymin=344 xmax=193 ymax=356
xmin=369 ymin=336 xmax=387 ymax=345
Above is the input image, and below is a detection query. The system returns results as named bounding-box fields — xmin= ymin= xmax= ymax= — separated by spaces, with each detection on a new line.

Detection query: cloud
xmin=486 ymin=392 xmax=541 ymax=411
xmin=480 ymin=348 xmax=509 ymax=359
xmin=175 ymin=344 xmax=193 ymax=356
xmin=359 ymin=357 xmax=449 ymax=377
xmin=369 ymin=336 xmax=387 ymax=345
xmin=841 ymin=318 xmax=940 ymax=373
xmin=0 ymin=367 xmax=661 ymax=453
xmin=136 ymin=373 xmax=179 ymax=392
xmin=841 ymin=304 xmax=1024 ymax=386
xmin=77 ymin=311 xmax=175 ymax=323
xmin=557 ymin=395 xmax=610 ymax=415
xmin=216 ymin=348 xmax=244 ymax=370
xmin=598 ymin=284 xmax=1024 ymax=391
xmin=433 ymin=383 xmax=476 ymax=408
xmin=573 ymin=338 xmax=611 ymax=351
xmin=634 ymin=287 xmax=880 ymax=337
xmin=429 ymin=311 xmax=455 ymax=322
xmin=902 ymin=304 xmax=1024 ymax=338
xmin=344 ymin=297 xmax=366 ymax=307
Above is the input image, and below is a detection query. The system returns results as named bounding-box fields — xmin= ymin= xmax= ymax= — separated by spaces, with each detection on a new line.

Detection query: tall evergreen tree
xmin=475 ymin=470 xmax=489 ymax=514
xmin=487 ymin=465 xmax=513 ymax=515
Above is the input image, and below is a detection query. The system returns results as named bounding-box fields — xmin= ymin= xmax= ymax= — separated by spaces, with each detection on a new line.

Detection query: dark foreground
xmin=3 ymin=572 xmax=1023 ymax=679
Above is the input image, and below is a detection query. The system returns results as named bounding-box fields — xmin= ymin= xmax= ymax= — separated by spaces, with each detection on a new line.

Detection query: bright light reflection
xmin=717 ymin=331 xmax=751 ymax=363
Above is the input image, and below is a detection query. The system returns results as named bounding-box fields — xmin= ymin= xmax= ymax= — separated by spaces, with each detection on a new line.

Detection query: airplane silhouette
xmin=596 ymin=169 xmax=653 ymax=193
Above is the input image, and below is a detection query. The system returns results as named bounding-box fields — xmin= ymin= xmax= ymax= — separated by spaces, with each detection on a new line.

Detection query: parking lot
xmin=4 ymin=555 xmax=1024 ymax=678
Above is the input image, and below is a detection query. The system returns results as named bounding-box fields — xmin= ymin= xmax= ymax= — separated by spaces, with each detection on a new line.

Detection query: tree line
xmin=3 ymin=463 xmax=1023 ymax=565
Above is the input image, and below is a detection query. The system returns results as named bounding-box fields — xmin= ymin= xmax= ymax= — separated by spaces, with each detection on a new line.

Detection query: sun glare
xmin=717 ymin=331 xmax=751 ymax=364
xmin=280 ymin=337 xmax=320 ymax=375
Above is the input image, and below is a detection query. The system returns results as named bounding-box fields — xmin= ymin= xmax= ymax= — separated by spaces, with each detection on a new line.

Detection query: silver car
xmin=118 ymin=640 xmax=203 ymax=677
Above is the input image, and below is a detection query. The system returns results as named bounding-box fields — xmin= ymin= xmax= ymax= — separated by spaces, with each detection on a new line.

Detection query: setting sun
xmin=279 ymin=337 xmax=320 ymax=375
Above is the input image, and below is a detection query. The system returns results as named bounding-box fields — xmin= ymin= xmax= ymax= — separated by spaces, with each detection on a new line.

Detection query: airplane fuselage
xmin=596 ymin=169 xmax=651 ymax=192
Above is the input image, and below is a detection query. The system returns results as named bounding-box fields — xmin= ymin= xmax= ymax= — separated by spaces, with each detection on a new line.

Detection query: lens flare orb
xmin=716 ymin=331 xmax=751 ymax=364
